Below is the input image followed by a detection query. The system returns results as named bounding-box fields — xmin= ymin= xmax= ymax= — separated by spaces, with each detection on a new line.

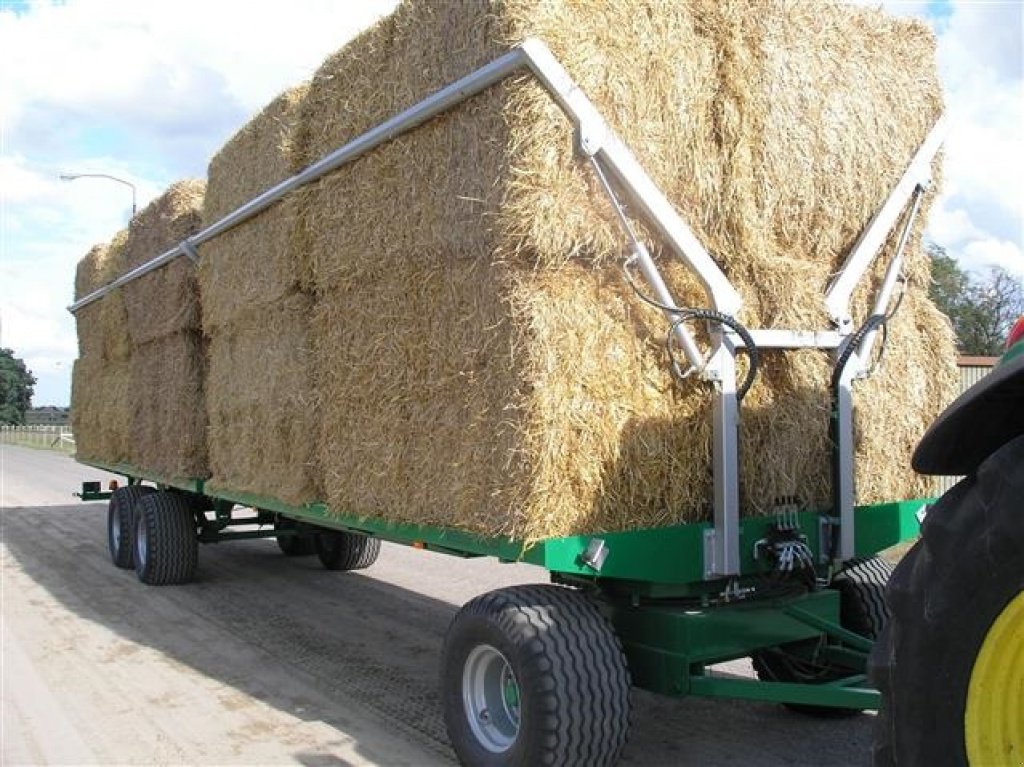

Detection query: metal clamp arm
xmin=824 ymin=118 xmax=946 ymax=330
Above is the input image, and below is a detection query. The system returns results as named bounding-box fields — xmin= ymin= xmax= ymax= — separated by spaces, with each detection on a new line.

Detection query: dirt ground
xmin=1 ymin=445 xmax=876 ymax=765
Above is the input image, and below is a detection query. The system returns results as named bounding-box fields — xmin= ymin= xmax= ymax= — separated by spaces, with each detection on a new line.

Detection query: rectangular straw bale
xmin=127 ymin=330 xmax=208 ymax=479
xmin=74 ymin=236 xmax=131 ymax=363
xmin=199 ymin=85 xmax=310 ymax=330
xmin=121 ymin=180 xmax=206 ymax=346
xmin=70 ymin=355 xmax=133 ymax=466
xmin=72 ymin=237 xmax=133 ymax=467
xmin=296 ymin=0 xmax=957 ymax=539
xmin=205 ymin=293 xmax=317 ymax=505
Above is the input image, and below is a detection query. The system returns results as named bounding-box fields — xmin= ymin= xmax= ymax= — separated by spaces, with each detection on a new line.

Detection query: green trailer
xmin=71 ymin=40 xmax=947 ymax=766
xmin=76 ymin=464 xmax=925 ymax=763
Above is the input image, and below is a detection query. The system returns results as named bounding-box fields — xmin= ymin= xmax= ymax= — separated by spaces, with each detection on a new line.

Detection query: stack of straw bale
xmin=71 ymin=238 xmax=133 ymax=464
xmin=198 ymin=86 xmax=317 ymax=504
xmin=72 ymin=0 xmax=959 ymax=542
xmin=72 ymin=181 xmax=208 ymax=479
xmin=121 ymin=180 xmax=208 ymax=479
xmin=289 ymin=0 xmax=956 ymax=541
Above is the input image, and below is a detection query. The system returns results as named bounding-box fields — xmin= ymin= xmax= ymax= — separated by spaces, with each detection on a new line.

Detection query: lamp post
xmin=59 ymin=173 xmax=137 ymax=218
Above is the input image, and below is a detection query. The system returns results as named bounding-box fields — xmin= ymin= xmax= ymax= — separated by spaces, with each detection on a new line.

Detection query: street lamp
xmin=59 ymin=173 xmax=137 ymax=218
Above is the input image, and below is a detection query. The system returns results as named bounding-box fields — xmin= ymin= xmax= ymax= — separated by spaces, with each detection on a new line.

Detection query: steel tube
xmin=69 ymin=48 xmax=529 ymax=313
xmin=856 ymin=186 xmax=925 ymax=361
xmin=518 ymin=39 xmax=742 ymax=316
xmin=70 ymin=40 xmax=743 ymax=322
xmin=824 ymin=118 xmax=946 ymax=329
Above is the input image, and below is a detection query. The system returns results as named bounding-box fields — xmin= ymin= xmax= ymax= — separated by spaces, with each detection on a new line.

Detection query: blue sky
xmin=1 ymin=0 xmax=1021 ymax=406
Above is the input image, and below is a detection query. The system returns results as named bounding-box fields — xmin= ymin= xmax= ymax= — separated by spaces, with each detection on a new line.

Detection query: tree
xmin=926 ymin=243 xmax=1024 ymax=356
xmin=0 ymin=349 xmax=36 ymax=425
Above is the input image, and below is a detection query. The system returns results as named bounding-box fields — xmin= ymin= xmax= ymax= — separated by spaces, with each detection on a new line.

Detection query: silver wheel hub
xmin=462 ymin=644 xmax=521 ymax=753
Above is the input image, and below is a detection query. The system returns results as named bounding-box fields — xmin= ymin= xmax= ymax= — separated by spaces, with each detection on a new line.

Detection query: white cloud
xmin=960 ymin=238 xmax=1024 ymax=278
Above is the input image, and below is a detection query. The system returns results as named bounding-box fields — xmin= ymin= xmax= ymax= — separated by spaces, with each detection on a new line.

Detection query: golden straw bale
xmin=205 ymin=294 xmax=317 ymax=505
xmin=72 ymin=237 xmax=134 ymax=468
xmin=71 ymin=356 xmax=133 ymax=466
xmin=127 ymin=330 xmax=208 ymax=479
xmin=121 ymin=180 xmax=206 ymax=346
xmin=74 ymin=235 xmax=132 ymax=363
xmin=199 ymin=85 xmax=310 ymax=329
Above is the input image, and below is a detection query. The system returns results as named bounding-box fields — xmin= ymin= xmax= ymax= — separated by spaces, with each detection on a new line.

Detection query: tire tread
xmin=135 ymin=491 xmax=199 ymax=585
xmin=443 ymin=584 xmax=630 ymax=767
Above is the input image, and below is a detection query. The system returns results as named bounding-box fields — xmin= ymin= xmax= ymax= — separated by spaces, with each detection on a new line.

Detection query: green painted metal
xmin=77 ymin=457 xmax=926 ymax=586
xmin=783 ymin=605 xmax=875 ymax=652
xmin=853 ymin=498 xmax=927 ymax=556
xmin=607 ymin=590 xmax=879 ymax=708
xmin=688 ymin=675 xmax=880 ymax=709
xmin=608 ymin=590 xmax=841 ymax=694
xmin=78 ymin=458 xmax=206 ymax=496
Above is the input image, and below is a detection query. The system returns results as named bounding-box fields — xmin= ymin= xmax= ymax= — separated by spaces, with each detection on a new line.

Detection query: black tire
xmin=314 ymin=530 xmax=381 ymax=571
xmin=275 ymin=516 xmax=315 ymax=556
xmin=441 ymin=584 xmax=631 ymax=767
xmin=107 ymin=485 xmax=155 ymax=569
xmin=870 ymin=434 xmax=1024 ymax=766
xmin=134 ymin=491 xmax=199 ymax=585
xmin=752 ymin=555 xmax=893 ymax=717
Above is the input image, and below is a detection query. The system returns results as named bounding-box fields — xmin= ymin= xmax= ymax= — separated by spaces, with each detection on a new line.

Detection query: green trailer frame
xmin=77 ymin=457 xmax=925 ymax=711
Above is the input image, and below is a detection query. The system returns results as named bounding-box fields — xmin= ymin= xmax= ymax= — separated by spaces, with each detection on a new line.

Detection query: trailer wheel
xmin=870 ymin=434 xmax=1024 ymax=766
xmin=107 ymin=485 xmax=155 ymax=569
xmin=275 ymin=516 xmax=315 ymax=556
xmin=314 ymin=530 xmax=381 ymax=571
xmin=752 ymin=555 xmax=892 ymax=717
xmin=441 ymin=584 xmax=630 ymax=767
xmin=134 ymin=492 xmax=199 ymax=585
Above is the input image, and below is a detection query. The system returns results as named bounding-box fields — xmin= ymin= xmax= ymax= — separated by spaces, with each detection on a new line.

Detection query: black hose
xmin=622 ymin=259 xmax=760 ymax=402
xmin=666 ymin=310 xmax=760 ymax=402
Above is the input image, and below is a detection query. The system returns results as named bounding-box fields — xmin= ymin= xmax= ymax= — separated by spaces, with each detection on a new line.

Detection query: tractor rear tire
xmin=752 ymin=555 xmax=893 ymax=717
xmin=314 ymin=530 xmax=381 ymax=571
xmin=870 ymin=434 xmax=1024 ymax=766
xmin=441 ymin=584 xmax=631 ymax=767
xmin=107 ymin=485 xmax=155 ymax=569
xmin=134 ymin=491 xmax=199 ymax=585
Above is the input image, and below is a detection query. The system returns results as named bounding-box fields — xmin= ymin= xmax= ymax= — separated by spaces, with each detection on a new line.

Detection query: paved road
xmin=1 ymin=445 xmax=875 ymax=765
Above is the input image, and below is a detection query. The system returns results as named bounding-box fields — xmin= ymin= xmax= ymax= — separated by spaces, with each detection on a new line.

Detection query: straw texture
xmin=121 ymin=180 xmax=206 ymax=346
xmin=200 ymin=85 xmax=317 ymax=501
xmin=205 ymin=294 xmax=316 ymax=504
xmin=199 ymin=85 xmax=309 ymax=329
xmin=72 ymin=183 xmax=209 ymax=477
xmin=294 ymin=0 xmax=956 ymax=540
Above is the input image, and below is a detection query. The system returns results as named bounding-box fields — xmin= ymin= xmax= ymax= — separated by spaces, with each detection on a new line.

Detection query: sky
xmin=1 ymin=0 xmax=1021 ymax=406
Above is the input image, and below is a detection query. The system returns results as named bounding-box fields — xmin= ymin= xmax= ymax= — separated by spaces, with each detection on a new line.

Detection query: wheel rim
xmin=110 ymin=504 xmax=121 ymax=552
xmin=136 ymin=513 xmax=148 ymax=570
xmin=462 ymin=644 xmax=521 ymax=753
xmin=965 ymin=590 xmax=1024 ymax=764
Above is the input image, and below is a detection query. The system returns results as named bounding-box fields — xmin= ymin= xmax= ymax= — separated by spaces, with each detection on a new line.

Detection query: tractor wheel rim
xmin=965 ymin=590 xmax=1024 ymax=764
xmin=462 ymin=644 xmax=521 ymax=753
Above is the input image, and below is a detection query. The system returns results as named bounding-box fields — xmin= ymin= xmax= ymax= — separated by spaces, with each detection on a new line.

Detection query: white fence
xmin=0 ymin=424 xmax=75 ymax=451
